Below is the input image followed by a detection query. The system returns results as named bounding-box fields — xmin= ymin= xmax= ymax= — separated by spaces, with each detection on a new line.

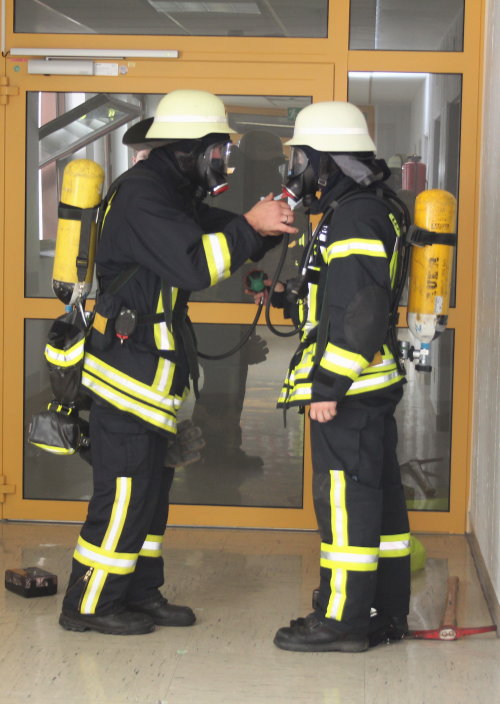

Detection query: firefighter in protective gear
xmin=273 ymin=101 xmax=411 ymax=652
xmin=59 ymin=89 xmax=297 ymax=636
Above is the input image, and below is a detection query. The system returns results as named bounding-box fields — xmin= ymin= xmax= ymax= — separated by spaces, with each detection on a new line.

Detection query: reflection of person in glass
xmin=59 ymin=90 xmax=297 ymax=636
xmin=191 ymin=130 xmax=287 ymax=472
xmin=271 ymin=102 xmax=411 ymax=653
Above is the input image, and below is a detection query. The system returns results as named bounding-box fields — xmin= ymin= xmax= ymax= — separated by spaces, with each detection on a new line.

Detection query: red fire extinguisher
xmin=402 ymin=155 xmax=427 ymax=195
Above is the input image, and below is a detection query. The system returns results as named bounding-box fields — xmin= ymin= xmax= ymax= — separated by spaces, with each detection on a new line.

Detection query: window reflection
xmin=24 ymin=319 xmax=304 ymax=508
xmin=397 ymin=329 xmax=453 ymax=512
xmin=26 ymin=91 xmax=310 ymax=301
xmin=15 ymin=0 xmax=328 ymax=37
xmin=349 ymin=72 xmax=461 ymax=305
xmin=350 ymin=0 xmax=464 ymax=51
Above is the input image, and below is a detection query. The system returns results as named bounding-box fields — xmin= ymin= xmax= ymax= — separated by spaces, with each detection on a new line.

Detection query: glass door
xmin=2 ymin=58 xmax=335 ymax=527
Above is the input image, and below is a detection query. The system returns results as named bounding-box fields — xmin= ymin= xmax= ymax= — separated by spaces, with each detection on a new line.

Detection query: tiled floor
xmin=0 ymin=522 xmax=498 ymax=704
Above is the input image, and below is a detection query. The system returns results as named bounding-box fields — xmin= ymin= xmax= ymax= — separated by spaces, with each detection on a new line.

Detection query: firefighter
xmin=59 ymin=89 xmax=297 ymax=635
xmin=272 ymin=101 xmax=411 ymax=652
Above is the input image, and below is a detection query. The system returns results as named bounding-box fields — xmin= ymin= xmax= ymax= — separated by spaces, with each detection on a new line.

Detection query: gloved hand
xmin=164 ymin=419 xmax=205 ymax=467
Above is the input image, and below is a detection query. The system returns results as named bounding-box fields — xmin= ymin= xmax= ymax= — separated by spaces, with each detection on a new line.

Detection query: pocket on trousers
xmin=94 ymin=409 xmax=153 ymax=478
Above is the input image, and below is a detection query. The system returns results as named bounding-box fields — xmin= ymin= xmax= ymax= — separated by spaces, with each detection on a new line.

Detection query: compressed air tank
xmin=52 ymin=159 xmax=104 ymax=305
xmin=407 ymin=189 xmax=457 ymax=348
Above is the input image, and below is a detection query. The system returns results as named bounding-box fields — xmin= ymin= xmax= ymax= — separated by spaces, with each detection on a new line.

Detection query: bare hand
xmin=309 ymin=401 xmax=337 ymax=423
xmin=244 ymin=193 xmax=298 ymax=237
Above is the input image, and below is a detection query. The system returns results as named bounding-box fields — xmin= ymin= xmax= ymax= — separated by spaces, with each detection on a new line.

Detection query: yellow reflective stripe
xmin=83 ymin=353 xmax=181 ymax=410
xmin=45 ymin=339 xmax=84 ymax=367
xmin=82 ymin=370 xmax=177 ymax=433
xmin=346 ymin=369 xmax=404 ymax=395
xmin=330 ymin=470 xmax=348 ymax=547
xmin=103 ymin=477 xmax=132 ymax=551
xmin=81 ymin=569 xmax=107 ymax=614
xmin=153 ymin=289 xmax=176 ymax=352
xmin=309 ymin=282 xmax=319 ymax=328
xmin=325 ymin=471 xmax=348 ymax=620
xmin=320 ymin=343 xmax=370 ymax=380
xmin=321 ymin=545 xmax=379 ymax=571
xmin=140 ymin=534 xmax=163 ymax=558
xmin=388 ymin=213 xmax=401 ymax=286
xmin=326 ymin=568 xmax=348 ymax=620
xmin=74 ymin=538 xmax=138 ymax=574
xmin=379 ymin=532 xmax=411 ymax=558
xmin=202 ymin=232 xmax=231 ymax=285
xmin=152 ymin=357 xmax=176 ymax=396
xmin=30 ymin=443 xmax=75 ymax=455
xmin=326 ymin=238 xmax=387 ymax=263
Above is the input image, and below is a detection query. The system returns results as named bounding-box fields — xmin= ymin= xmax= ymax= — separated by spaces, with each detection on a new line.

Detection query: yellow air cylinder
xmin=407 ymin=189 xmax=456 ymax=345
xmin=52 ymin=159 xmax=105 ymax=305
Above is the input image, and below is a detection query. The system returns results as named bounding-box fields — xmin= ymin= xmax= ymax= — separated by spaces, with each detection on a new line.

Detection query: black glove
xmin=164 ymin=419 xmax=205 ymax=467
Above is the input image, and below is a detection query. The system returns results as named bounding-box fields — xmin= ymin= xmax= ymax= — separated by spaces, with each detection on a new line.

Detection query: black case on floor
xmin=5 ymin=567 xmax=58 ymax=598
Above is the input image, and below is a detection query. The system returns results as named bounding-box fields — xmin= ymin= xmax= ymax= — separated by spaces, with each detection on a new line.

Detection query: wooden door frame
xmin=0 ymin=0 xmax=486 ymax=533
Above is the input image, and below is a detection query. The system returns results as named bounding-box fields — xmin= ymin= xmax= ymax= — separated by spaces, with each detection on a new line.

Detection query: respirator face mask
xmin=196 ymin=141 xmax=237 ymax=196
xmin=282 ymin=147 xmax=332 ymax=207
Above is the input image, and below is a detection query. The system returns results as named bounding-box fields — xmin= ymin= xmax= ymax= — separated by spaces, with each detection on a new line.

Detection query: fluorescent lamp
xmin=11 ymin=48 xmax=179 ymax=59
xmin=148 ymin=1 xmax=260 ymax=14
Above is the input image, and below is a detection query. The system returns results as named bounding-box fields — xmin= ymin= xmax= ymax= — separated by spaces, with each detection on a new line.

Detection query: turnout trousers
xmin=311 ymin=386 xmax=410 ymax=634
xmin=63 ymin=402 xmax=174 ymax=615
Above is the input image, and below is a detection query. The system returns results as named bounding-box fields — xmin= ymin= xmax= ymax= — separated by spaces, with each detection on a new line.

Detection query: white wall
xmin=470 ymin=0 xmax=500 ymax=607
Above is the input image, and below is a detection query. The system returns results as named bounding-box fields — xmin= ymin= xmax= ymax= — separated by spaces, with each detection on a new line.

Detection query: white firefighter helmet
xmin=286 ymin=101 xmax=376 ymax=153
xmin=146 ymin=89 xmax=235 ymax=140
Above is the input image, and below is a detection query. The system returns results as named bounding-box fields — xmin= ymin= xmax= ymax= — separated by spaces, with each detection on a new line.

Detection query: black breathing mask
xmin=173 ymin=134 xmax=234 ymax=198
xmin=282 ymin=147 xmax=333 ymax=208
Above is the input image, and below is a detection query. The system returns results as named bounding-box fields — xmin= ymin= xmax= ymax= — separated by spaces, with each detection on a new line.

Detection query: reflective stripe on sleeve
xmin=325 ymin=238 xmax=387 ymax=264
xmin=320 ymin=343 xmax=370 ymax=380
xmin=202 ymin=233 xmax=231 ymax=285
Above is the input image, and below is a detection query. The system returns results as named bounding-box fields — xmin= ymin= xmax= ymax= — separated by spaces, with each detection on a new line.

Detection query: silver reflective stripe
xmin=321 ymin=550 xmax=378 ymax=564
xmin=142 ymin=538 xmax=162 ymax=552
xmin=75 ymin=543 xmax=137 ymax=571
xmin=322 ymin=348 xmax=365 ymax=376
xmin=81 ymin=373 xmax=177 ymax=431
xmin=380 ymin=539 xmax=410 ymax=552
xmin=348 ymin=369 xmax=402 ymax=391
xmin=84 ymin=354 xmax=177 ymax=407
xmin=45 ymin=342 xmax=84 ymax=366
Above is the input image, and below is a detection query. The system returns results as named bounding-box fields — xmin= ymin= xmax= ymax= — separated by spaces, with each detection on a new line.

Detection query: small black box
xmin=5 ymin=567 xmax=58 ymax=598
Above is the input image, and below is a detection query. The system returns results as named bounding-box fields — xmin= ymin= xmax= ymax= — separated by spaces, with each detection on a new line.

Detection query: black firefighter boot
xmin=59 ymin=606 xmax=155 ymax=635
xmin=274 ymin=612 xmax=369 ymax=653
xmin=127 ymin=594 xmax=196 ymax=627
xmin=368 ymin=612 xmax=409 ymax=647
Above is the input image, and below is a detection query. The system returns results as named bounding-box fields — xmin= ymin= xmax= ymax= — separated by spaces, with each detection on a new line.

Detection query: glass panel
xmin=397 ymin=328 xmax=453 ymax=512
xmin=26 ymin=91 xmax=163 ymax=299
xmin=349 ymin=0 xmax=464 ymax=51
xmin=15 ymin=0 xmax=328 ymax=37
xmin=26 ymin=92 xmax=310 ymax=300
xmin=24 ymin=319 xmax=93 ymax=500
xmin=348 ymin=72 xmax=461 ymax=306
xmin=172 ymin=323 xmax=304 ymax=507
xmin=193 ymin=95 xmax=311 ymax=302
xmin=24 ymin=319 xmax=304 ymax=507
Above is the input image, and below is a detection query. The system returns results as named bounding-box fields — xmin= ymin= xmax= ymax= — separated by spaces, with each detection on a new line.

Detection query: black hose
xmin=197 ymin=298 xmax=264 ymax=360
